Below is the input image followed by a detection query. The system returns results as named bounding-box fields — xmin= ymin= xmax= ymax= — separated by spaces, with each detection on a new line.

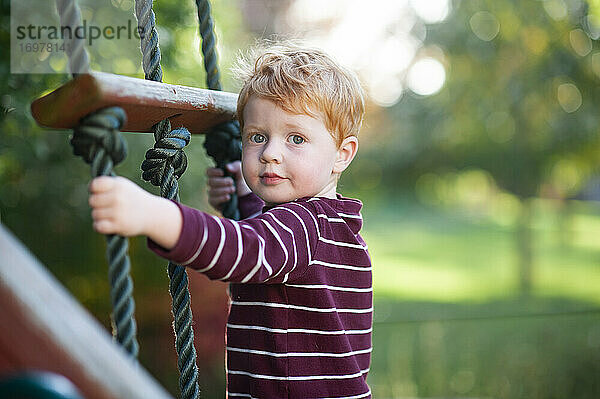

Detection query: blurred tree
xmin=381 ymin=0 xmax=600 ymax=296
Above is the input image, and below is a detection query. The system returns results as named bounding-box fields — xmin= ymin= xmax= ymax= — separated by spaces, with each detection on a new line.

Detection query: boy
xmin=88 ymin=42 xmax=372 ymax=399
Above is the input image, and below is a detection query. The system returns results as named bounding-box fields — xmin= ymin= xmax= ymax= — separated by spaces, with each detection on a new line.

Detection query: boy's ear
xmin=333 ymin=136 xmax=359 ymax=174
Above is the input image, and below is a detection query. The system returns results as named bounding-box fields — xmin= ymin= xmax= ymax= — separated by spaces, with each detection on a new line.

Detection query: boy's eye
xmin=250 ymin=133 xmax=266 ymax=143
xmin=289 ymin=135 xmax=305 ymax=145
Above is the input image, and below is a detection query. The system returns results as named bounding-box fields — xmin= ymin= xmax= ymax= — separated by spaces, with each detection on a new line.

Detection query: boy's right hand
xmin=206 ymin=161 xmax=251 ymax=211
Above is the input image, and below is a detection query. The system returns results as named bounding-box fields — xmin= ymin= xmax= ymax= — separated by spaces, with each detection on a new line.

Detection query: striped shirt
xmin=150 ymin=193 xmax=372 ymax=399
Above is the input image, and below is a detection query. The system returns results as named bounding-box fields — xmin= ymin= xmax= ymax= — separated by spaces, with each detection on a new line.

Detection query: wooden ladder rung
xmin=31 ymin=72 xmax=238 ymax=134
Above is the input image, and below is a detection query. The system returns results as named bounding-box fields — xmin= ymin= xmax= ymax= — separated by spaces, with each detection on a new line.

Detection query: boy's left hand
xmin=88 ymin=176 xmax=154 ymax=236
xmin=88 ymin=176 xmax=182 ymax=249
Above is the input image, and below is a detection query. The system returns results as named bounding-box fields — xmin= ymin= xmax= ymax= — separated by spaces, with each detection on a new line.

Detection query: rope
xmin=70 ymin=107 xmax=139 ymax=358
xmin=132 ymin=1 xmax=200 ymax=397
xmin=54 ymin=0 xmax=139 ymax=359
xmin=195 ymin=0 xmax=242 ymax=221
xmin=55 ymin=0 xmax=90 ymax=75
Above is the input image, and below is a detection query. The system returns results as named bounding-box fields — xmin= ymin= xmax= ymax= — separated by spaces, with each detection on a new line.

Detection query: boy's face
xmin=241 ymin=95 xmax=342 ymax=206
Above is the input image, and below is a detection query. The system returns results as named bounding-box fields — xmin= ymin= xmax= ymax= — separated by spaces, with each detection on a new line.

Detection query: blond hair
xmin=234 ymin=41 xmax=365 ymax=147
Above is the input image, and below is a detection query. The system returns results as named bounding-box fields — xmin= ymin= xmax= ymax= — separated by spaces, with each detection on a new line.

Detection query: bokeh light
xmin=407 ymin=57 xmax=446 ymax=96
xmin=284 ymin=0 xmax=453 ymax=106
xmin=409 ymin=0 xmax=450 ymax=24
xmin=543 ymin=0 xmax=568 ymax=20
xmin=557 ymin=82 xmax=582 ymax=113
xmin=569 ymin=28 xmax=592 ymax=56
xmin=469 ymin=11 xmax=500 ymax=41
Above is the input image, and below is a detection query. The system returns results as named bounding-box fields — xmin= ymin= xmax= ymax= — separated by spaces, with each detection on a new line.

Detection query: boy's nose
xmin=260 ymin=140 xmax=283 ymax=164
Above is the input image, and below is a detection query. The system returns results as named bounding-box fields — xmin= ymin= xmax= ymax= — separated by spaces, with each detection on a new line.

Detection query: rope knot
xmin=71 ymin=107 xmax=127 ymax=175
xmin=204 ymin=120 xmax=241 ymax=167
xmin=141 ymin=126 xmax=191 ymax=189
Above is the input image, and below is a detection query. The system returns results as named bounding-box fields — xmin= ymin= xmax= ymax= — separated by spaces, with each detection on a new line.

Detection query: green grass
xmin=362 ymin=199 xmax=600 ymax=304
xmin=361 ymin=198 xmax=600 ymax=398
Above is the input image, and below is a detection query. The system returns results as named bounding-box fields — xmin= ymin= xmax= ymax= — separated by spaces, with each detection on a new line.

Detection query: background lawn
xmin=362 ymin=199 xmax=600 ymax=398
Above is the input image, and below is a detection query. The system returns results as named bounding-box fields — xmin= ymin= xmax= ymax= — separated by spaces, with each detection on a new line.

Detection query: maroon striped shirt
xmin=150 ymin=193 xmax=372 ymax=399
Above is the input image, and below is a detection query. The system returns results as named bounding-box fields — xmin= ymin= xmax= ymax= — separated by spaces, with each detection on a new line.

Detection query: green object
xmin=0 ymin=372 xmax=84 ymax=399
xmin=70 ymin=106 xmax=140 ymax=360
xmin=55 ymin=0 xmax=140 ymax=361
xmin=133 ymin=0 xmax=200 ymax=397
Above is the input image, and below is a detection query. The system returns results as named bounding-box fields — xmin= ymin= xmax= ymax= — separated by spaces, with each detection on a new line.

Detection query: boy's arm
xmin=149 ymin=201 xmax=319 ymax=284
xmin=89 ymin=176 xmax=182 ymax=249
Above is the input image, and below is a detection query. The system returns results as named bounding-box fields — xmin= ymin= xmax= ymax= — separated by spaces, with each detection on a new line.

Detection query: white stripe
xmin=239 ymin=224 xmax=267 ymax=282
xmin=218 ymin=221 xmax=243 ymax=281
xmin=319 ymin=236 xmax=368 ymax=250
xmin=306 ymin=197 xmax=362 ymax=206
xmin=231 ymin=301 xmax=372 ymax=314
xmin=285 ymin=284 xmax=372 ymax=293
xmin=255 ymin=233 xmax=273 ymax=275
xmin=319 ymin=389 xmax=371 ymax=399
xmin=244 ymin=211 xmax=262 ymax=219
xmin=260 ymin=218 xmax=288 ymax=264
xmin=228 ymin=368 xmax=370 ymax=381
xmin=317 ymin=214 xmax=345 ymax=223
xmin=337 ymin=212 xmax=362 ymax=219
xmin=271 ymin=206 xmax=313 ymax=262
xmin=181 ymin=213 xmax=208 ymax=266
xmin=226 ymin=323 xmax=372 ymax=335
xmin=227 ymin=394 xmax=257 ymax=399
xmin=258 ymin=218 xmax=290 ymax=282
xmin=227 ymin=346 xmax=372 ymax=358
xmin=294 ymin=202 xmax=321 ymax=239
xmin=263 ymin=213 xmax=297 ymax=283
xmin=310 ymin=260 xmax=372 ymax=272
xmin=194 ymin=215 xmax=225 ymax=272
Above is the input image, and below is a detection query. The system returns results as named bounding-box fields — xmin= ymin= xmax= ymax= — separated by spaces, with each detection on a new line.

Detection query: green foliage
xmin=374 ymin=0 xmax=600 ymax=199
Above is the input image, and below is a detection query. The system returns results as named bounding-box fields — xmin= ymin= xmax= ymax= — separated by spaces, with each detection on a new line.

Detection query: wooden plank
xmin=31 ymin=72 xmax=238 ymax=134
xmin=0 ymin=224 xmax=173 ymax=399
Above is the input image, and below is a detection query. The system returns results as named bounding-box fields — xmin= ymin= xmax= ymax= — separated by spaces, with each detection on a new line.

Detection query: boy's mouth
xmin=260 ymin=172 xmax=285 ymax=185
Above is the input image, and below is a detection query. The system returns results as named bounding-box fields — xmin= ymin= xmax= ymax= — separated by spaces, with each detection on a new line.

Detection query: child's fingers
xmin=208 ymin=186 xmax=235 ymax=198
xmin=89 ymin=176 xmax=115 ymax=193
xmin=225 ymin=161 xmax=242 ymax=177
xmin=208 ymin=175 xmax=235 ymax=188
xmin=88 ymin=191 xmax=115 ymax=209
xmin=93 ymin=219 xmax=115 ymax=235
xmin=206 ymin=167 xmax=225 ymax=177
xmin=208 ymin=194 xmax=230 ymax=208
xmin=91 ymin=208 xmax=114 ymax=223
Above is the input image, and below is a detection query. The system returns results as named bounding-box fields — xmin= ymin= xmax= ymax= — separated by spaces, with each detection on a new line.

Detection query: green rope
xmin=55 ymin=0 xmax=140 ymax=359
xmin=70 ymin=107 xmax=139 ymax=358
xmin=195 ymin=0 xmax=242 ymax=221
xmin=56 ymin=0 xmax=138 ymax=358
xmin=133 ymin=0 xmax=200 ymax=397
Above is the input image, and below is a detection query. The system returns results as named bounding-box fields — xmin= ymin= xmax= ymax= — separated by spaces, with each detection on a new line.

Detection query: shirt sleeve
xmin=238 ymin=192 xmax=265 ymax=219
xmin=148 ymin=201 xmax=319 ymax=284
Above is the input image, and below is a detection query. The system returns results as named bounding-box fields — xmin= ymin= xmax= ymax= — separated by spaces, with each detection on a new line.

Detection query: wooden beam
xmin=0 ymin=224 xmax=173 ymax=399
xmin=31 ymin=72 xmax=238 ymax=134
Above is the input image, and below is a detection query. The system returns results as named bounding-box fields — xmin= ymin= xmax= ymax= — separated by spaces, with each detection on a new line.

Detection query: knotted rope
xmin=70 ymin=108 xmax=140 ymax=358
xmin=195 ymin=0 xmax=242 ymax=221
xmin=133 ymin=1 xmax=200 ymax=397
xmin=55 ymin=0 xmax=139 ymax=359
